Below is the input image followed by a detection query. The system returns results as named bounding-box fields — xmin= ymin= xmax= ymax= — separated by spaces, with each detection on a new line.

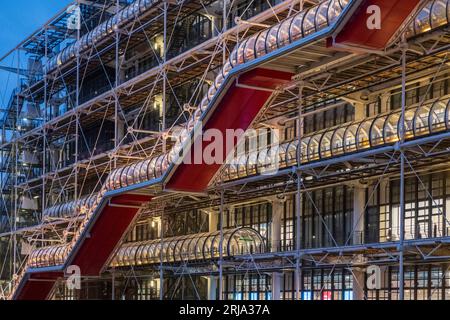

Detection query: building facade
xmin=1 ymin=0 xmax=450 ymax=300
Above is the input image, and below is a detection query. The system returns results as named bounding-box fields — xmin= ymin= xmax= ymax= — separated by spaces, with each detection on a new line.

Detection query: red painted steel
xmin=71 ymin=194 xmax=152 ymax=276
xmin=330 ymin=0 xmax=421 ymax=50
xmin=165 ymin=68 xmax=293 ymax=193
xmin=14 ymin=194 xmax=152 ymax=300
xmin=15 ymin=272 xmax=62 ymax=300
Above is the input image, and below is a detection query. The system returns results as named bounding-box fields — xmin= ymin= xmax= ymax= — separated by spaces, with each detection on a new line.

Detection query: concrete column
xmin=271 ymin=199 xmax=283 ymax=252
xmin=379 ymin=179 xmax=389 ymax=241
xmin=271 ymin=198 xmax=284 ymax=300
xmin=117 ymin=118 xmax=125 ymax=141
xmin=206 ymin=209 xmax=218 ymax=300
xmin=352 ymin=267 xmax=366 ymax=300
xmin=352 ymin=184 xmax=367 ymax=300
xmin=152 ymin=217 xmax=161 ymax=238
xmin=272 ymin=273 xmax=282 ymax=301
xmin=354 ymin=102 xmax=366 ymax=122
xmin=208 ymin=209 xmax=219 ymax=232
xmin=380 ymin=93 xmax=390 ymax=113
xmin=353 ymin=185 xmax=366 ymax=245
xmin=207 ymin=276 xmax=217 ymax=300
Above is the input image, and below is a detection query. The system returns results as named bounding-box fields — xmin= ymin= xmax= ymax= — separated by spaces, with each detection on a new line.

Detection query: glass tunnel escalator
xmin=111 ymin=227 xmax=265 ymax=267
xmin=224 ymin=98 xmax=450 ymax=181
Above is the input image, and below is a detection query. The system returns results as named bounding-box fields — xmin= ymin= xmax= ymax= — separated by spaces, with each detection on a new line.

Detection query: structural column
xmin=354 ymin=101 xmax=365 ymax=122
xmin=352 ymin=267 xmax=366 ymax=301
xmin=271 ymin=198 xmax=284 ymax=300
xmin=207 ymin=209 xmax=218 ymax=300
xmin=352 ymin=184 xmax=366 ymax=245
xmin=380 ymin=92 xmax=390 ymax=114
xmin=117 ymin=118 xmax=125 ymax=143
xmin=352 ymin=183 xmax=367 ymax=300
xmin=208 ymin=209 xmax=219 ymax=233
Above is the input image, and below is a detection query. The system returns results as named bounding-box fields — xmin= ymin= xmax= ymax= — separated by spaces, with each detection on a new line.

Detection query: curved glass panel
xmin=320 ymin=130 xmax=333 ymax=159
xmin=307 ymin=134 xmax=321 ymax=161
xmin=228 ymin=48 xmax=238 ymax=68
xmin=278 ymin=17 xmax=294 ymax=47
xmin=237 ymin=155 xmax=248 ymax=178
xmin=315 ymin=0 xmax=331 ymax=30
xmin=300 ymin=138 xmax=310 ymax=163
xmin=343 ymin=123 xmax=358 ymax=153
xmin=204 ymin=233 xmax=217 ymax=259
xmin=255 ymin=30 xmax=269 ymax=57
xmin=228 ymin=228 xmax=263 ymax=256
xmin=402 ymin=109 xmax=416 ymax=139
xmin=257 ymin=149 xmax=269 ymax=172
xmin=414 ymin=105 xmax=431 ymax=136
xmin=244 ymin=34 xmax=257 ymax=62
xmin=415 ymin=3 xmax=432 ymax=34
xmin=113 ymin=167 xmax=124 ymax=189
xmin=384 ymin=113 xmax=400 ymax=143
xmin=331 ymin=127 xmax=345 ymax=156
xmin=370 ymin=116 xmax=385 ymax=146
xmin=120 ymin=166 xmax=130 ymax=188
xmin=278 ymin=143 xmax=288 ymax=168
xmin=127 ymin=163 xmax=137 ymax=186
xmin=431 ymin=0 xmax=449 ymax=28
xmin=430 ymin=100 xmax=447 ymax=132
xmin=303 ymin=7 xmax=319 ymax=36
xmin=265 ymin=25 xmax=280 ymax=53
xmin=194 ymin=235 xmax=207 ymax=260
xmin=286 ymin=141 xmax=298 ymax=166
xmin=109 ymin=228 xmax=264 ymax=267
xmin=236 ymin=40 xmax=248 ymax=65
xmin=228 ymin=163 xmax=238 ymax=180
xmin=247 ymin=152 xmax=258 ymax=176
xmin=356 ymin=120 xmax=372 ymax=150
xmin=290 ymin=11 xmax=305 ymax=41
xmin=328 ymin=0 xmax=344 ymax=23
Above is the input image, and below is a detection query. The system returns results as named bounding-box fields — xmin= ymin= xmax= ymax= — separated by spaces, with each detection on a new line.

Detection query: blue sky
xmin=0 ymin=0 xmax=72 ymax=58
xmin=0 ymin=0 xmax=72 ymax=107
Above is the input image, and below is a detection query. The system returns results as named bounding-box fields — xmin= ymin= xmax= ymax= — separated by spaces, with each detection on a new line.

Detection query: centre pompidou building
xmin=1 ymin=0 xmax=450 ymax=300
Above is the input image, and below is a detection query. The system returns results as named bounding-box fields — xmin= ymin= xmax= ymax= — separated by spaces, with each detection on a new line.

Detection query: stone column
xmin=272 ymin=273 xmax=282 ymax=301
xmin=380 ymin=92 xmax=390 ymax=114
xmin=208 ymin=209 xmax=218 ymax=233
xmin=207 ymin=277 xmax=217 ymax=300
xmin=117 ymin=117 xmax=125 ymax=141
xmin=352 ymin=184 xmax=367 ymax=300
xmin=271 ymin=198 xmax=284 ymax=300
xmin=354 ymin=102 xmax=366 ymax=122
xmin=271 ymin=199 xmax=283 ymax=252
xmin=353 ymin=185 xmax=366 ymax=245
xmin=206 ymin=209 xmax=218 ymax=300
xmin=352 ymin=266 xmax=366 ymax=300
